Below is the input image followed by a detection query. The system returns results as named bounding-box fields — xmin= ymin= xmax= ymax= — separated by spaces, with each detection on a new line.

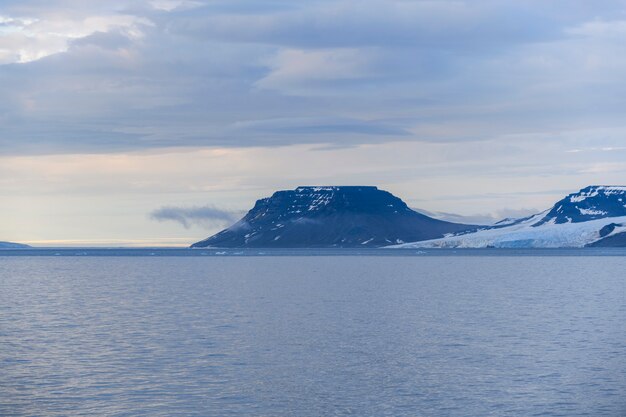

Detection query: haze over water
xmin=1 ymin=252 xmax=624 ymax=416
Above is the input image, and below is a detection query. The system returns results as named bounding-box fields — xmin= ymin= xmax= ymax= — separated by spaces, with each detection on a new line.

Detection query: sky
xmin=1 ymin=0 xmax=626 ymax=246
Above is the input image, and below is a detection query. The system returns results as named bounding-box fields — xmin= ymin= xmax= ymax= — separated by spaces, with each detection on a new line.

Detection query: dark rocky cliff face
xmin=191 ymin=186 xmax=477 ymax=248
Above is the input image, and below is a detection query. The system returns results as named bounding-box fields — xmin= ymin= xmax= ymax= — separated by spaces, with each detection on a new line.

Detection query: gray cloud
xmin=150 ymin=205 xmax=240 ymax=229
xmin=415 ymin=208 xmax=541 ymax=226
xmin=1 ymin=0 xmax=626 ymax=155
xmin=169 ymin=1 xmax=563 ymax=49
xmin=230 ymin=117 xmax=410 ymax=136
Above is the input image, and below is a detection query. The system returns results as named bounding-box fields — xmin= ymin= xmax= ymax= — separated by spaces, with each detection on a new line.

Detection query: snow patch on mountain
xmin=569 ymin=186 xmax=626 ymax=202
xmin=579 ymin=208 xmax=607 ymax=216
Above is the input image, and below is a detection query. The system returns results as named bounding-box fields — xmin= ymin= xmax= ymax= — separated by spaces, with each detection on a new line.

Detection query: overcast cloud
xmin=1 ymin=0 xmax=626 ymax=155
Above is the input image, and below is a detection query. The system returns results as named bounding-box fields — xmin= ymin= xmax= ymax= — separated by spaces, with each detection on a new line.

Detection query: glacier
xmin=391 ymin=215 xmax=626 ymax=248
xmin=392 ymin=185 xmax=626 ymax=248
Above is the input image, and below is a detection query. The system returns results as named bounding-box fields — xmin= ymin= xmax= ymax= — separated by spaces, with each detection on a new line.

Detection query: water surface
xmin=1 ymin=253 xmax=624 ymax=416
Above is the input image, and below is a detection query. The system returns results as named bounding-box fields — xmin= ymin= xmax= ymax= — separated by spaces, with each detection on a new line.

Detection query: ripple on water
xmin=0 ymin=256 xmax=625 ymax=416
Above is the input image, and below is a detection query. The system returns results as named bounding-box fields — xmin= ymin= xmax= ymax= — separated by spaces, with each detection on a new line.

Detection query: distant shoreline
xmin=2 ymin=247 xmax=626 ymax=257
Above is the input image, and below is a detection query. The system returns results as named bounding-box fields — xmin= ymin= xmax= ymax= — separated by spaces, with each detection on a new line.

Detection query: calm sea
xmin=1 ymin=249 xmax=625 ymax=416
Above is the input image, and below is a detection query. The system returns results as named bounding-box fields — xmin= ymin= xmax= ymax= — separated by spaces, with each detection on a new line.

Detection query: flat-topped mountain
xmin=191 ymin=186 xmax=476 ymax=248
xmin=394 ymin=186 xmax=626 ymax=248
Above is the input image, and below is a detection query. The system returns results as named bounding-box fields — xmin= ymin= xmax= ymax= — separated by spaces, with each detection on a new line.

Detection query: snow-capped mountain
xmin=392 ymin=186 xmax=626 ymax=248
xmin=191 ymin=186 xmax=476 ymax=248
xmin=534 ymin=185 xmax=626 ymax=225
